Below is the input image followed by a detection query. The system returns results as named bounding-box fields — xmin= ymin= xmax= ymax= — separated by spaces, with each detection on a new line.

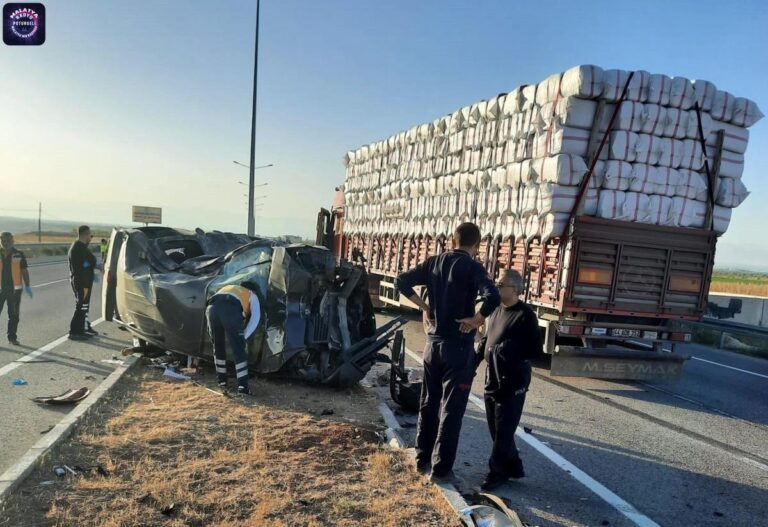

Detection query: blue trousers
xmin=206 ymin=295 xmax=249 ymax=389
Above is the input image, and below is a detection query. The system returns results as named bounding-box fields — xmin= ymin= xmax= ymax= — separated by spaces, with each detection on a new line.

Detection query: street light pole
xmin=247 ymin=0 xmax=261 ymax=236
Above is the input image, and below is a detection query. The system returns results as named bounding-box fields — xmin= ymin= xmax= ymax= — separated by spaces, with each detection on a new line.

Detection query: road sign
xmin=132 ymin=206 xmax=162 ymax=224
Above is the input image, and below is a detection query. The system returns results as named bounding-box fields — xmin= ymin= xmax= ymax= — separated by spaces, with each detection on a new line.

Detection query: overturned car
xmin=103 ymin=227 xmax=402 ymax=386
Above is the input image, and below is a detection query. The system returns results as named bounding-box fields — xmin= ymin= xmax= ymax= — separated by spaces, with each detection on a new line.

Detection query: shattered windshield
xmin=207 ymin=244 xmax=273 ymax=299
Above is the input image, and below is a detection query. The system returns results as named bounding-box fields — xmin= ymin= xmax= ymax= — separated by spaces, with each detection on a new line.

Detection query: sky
xmin=1 ymin=0 xmax=766 ymax=268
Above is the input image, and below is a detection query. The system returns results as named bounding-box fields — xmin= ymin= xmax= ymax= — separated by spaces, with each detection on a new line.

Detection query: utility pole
xmin=247 ymin=0 xmax=261 ymax=237
xmin=38 ymin=202 xmax=41 ymax=243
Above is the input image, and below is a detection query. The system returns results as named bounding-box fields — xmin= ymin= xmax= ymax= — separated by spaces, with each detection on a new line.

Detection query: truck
xmin=317 ymin=92 xmax=731 ymax=382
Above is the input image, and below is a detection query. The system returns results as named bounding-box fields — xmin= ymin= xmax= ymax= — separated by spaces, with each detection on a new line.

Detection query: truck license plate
xmin=611 ymin=328 xmax=641 ymax=338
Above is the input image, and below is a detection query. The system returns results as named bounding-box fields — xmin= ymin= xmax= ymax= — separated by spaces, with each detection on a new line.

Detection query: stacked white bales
xmin=342 ymin=65 xmax=761 ymax=243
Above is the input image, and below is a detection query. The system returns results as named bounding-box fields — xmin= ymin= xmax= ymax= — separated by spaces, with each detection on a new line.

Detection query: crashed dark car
xmin=104 ymin=227 xmax=402 ymax=386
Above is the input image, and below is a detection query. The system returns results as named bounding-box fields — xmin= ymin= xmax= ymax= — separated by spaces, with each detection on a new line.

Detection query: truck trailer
xmin=316 ymin=65 xmax=760 ymax=381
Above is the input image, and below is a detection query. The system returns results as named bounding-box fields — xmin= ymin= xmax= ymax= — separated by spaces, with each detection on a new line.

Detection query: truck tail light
xmin=668 ymin=274 xmax=701 ymax=293
xmin=670 ymin=332 xmax=691 ymax=342
xmin=558 ymin=325 xmax=584 ymax=336
xmin=577 ymin=266 xmax=613 ymax=285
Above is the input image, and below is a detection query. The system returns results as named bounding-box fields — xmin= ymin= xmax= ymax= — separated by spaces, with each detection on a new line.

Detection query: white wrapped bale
xmin=560 ymin=65 xmax=604 ymax=99
xmin=655 ymin=167 xmax=681 ymax=197
xmin=533 ymin=154 xmax=593 ymax=186
xmin=640 ymin=104 xmax=666 ymax=135
xmin=633 ymin=134 xmax=669 ymax=166
xmin=676 ymin=169 xmax=709 ymax=201
xmin=629 ymin=164 xmax=660 ymax=194
xmin=602 ymin=69 xmax=650 ymax=101
xmin=540 ymin=212 xmax=571 ymax=242
xmin=647 ymin=74 xmax=672 ymax=106
xmin=596 ymin=160 xmax=632 ymax=190
xmin=679 ymin=139 xmax=705 ymax=171
xmin=731 ymin=97 xmax=764 ymax=128
xmin=538 ymin=184 xmax=598 ymax=215
xmin=539 ymin=97 xmax=599 ymax=131
xmin=671 ymin=198 xmax=706 ymax=228
xmin=669 ymin=77 xmax=695 ymax=109
xmin=693 ymin=79 xmax=717 ymax=111
xmin=520 ymin=184 xmax=539 ymax=217
xmin=684 ymin=109 xmax=712 ymax=140
xmin=657 ymin=138 xmax=685 ymax=168
xmin=604 ymin=131 xmax=639 ymax=162
xmin=710 ymin=91 xmax=735 ymax=122
xmin=661 ymin=108 xmax=688 ymax=139
xmin=647 ymin=195 xmax=675 ymax=226
xmin=597 ymin=191 xmax=651 ymax=222
xmin=534 ymin=125 xmax=590 ymax=158
xmin=536 ymin=72 xmax=564 ymax=105
xmin=708 ymin=120 xmax=749 ymax=154
xmin=712 ymin=206 xmax=732 ymax=234
xmin=707 ymin=146 xmax=744 ymax=179
xmin=715 ymin=177 xmax=749 ymax=208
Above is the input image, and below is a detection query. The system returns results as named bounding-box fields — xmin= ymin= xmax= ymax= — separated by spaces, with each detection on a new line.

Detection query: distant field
xmin=710 ymin=272 xmax=768 ymax=297
xmin=14 ymin=234 xmax=73 ymax=244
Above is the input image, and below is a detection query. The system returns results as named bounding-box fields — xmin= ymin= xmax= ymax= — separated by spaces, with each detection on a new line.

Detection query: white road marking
xmin=691 ymin=356 xmax=768 ymax=380
xmin=404 ymin=346 xmax=660 ymax=527
xmin=32 ymin=278 xmax=69 ymax=288
xmin=0 ymin=318 xmax=105 ymax=378
xmin=630 ymin=340 xmax=767 ymax=380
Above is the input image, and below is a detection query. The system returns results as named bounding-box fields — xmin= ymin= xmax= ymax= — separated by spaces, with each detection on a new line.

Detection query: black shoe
xmin=416 ymin=459 xmax=431 ymax=475
xmin=85 ymin=328 xmax=99 ymax=336
xmin=68 ymin=333 xmax=88 ymax=341
xmin=237 ymin=385 xmax=251 ymax=396
xmin=480 ymin=472 xmax=510 ymax=492
xmin=509 ymin=460 xmax=525 ymax=479
xmin=429 ymin=470 xmax=460 ymax=485
xmin=8 ymin=338 xmax=20 ymax=346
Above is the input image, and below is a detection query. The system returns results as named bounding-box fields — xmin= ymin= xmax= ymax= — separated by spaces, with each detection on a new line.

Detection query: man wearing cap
xmin=396 ymin=222 xmax=500 ymax=483
xmin=0 ymin=232 xmax=33 ymax=346
xmin=476 ymin=268 xmax=542 ymax=491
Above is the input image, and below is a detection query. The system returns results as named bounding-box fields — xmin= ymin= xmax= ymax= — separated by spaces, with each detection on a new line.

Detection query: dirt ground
xmin=0 ymin=362 xmax=459 ymax=527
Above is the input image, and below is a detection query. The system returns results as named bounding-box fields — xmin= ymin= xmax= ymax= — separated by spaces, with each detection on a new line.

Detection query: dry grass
xmin=13 ymin=234 xmax=74 ymax=244
xmin=709 ymin=281 xmax=768 ymax=297
xmin=0 ymin=369 xmax=458 ymax=527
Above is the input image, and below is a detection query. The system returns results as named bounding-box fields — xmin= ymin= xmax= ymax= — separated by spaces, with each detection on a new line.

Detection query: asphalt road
xmin=0 ymin=260 xmax=132 ymax=475
xmin=375 ymin=311 xmax=768 ymax=527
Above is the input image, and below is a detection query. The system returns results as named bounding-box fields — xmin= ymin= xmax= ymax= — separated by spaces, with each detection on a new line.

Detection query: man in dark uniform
xmin=0 ymin=232 xmax=33 ymax=345
xmin=476 ymin=269 xmax=542 ymax=491
xmin=396 ymin=222 xmax=500 ymax=483
xmin=206 ymin=281 xmax=261 ymax=395
xmin=68 ymin=225 xmax=97 ymax=340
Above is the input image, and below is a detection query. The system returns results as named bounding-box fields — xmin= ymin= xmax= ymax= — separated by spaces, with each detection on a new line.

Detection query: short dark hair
xmin=454 ymin=222 xmax=481 ymax=248
xmin=78 ymin=225 xmax=91 ymax=236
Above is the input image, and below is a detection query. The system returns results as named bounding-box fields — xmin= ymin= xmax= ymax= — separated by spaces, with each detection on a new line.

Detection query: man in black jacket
xmin=68 ymin=225 xmax=97 ymax=340
xmin=396 ymin=222 xmax=500 ymax=483
xmin=476 ymin=268 xmax=542 ymax=491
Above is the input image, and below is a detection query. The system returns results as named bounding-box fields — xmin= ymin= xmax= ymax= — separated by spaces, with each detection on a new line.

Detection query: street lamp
xmin=233 ymin=161 xmax=273 ymax=170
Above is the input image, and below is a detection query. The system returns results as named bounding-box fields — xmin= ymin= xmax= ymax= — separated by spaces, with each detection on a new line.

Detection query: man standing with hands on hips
xmin=476 ymin=268 xmax=542 ymax=491
xmin=396 ymin=222 xmax=500 ymax=484
xmin=0 ymin=232 xmax=33 ymax=346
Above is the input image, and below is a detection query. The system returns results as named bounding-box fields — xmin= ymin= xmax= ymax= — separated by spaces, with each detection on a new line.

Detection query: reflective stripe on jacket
xmin=215 ymin=285 xmax=251 ymax=316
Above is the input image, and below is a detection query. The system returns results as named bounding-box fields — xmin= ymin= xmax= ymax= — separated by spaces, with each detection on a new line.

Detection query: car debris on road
xmin=32 ymin=387 xmax=91 ymax=405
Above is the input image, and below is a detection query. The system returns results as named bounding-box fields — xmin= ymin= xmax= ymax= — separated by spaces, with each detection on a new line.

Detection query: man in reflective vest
xmin=206 ymin=281 xmax=261 ymax=395
xmin=99 ymin=238 xmax=108 ymax=264
xmin=0 ymin=232 xmax=33 ymax=346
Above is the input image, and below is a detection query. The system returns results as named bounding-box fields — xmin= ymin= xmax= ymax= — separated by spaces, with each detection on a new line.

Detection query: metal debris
xmin=32 ymin=387 xmax=91 ymax=405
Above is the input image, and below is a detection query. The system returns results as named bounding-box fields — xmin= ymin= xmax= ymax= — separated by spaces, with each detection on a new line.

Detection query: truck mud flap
xmin=550 ymin=347 xmax=690 ymax=381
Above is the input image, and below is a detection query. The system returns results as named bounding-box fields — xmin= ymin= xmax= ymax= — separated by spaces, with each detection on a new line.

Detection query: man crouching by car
xmin=475 ymin=269 xmax=542 ymax=491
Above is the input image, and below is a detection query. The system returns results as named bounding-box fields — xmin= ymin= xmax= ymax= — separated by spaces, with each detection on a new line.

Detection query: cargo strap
xmin=693 ymin=101 xmax=717 ymax=231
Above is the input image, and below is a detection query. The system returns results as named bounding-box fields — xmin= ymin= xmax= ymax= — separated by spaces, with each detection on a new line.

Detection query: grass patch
xmin=0 ymin=367 xmax=457 ymax=527
xmin=711 ymin=271 xmax=768 ymax=297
